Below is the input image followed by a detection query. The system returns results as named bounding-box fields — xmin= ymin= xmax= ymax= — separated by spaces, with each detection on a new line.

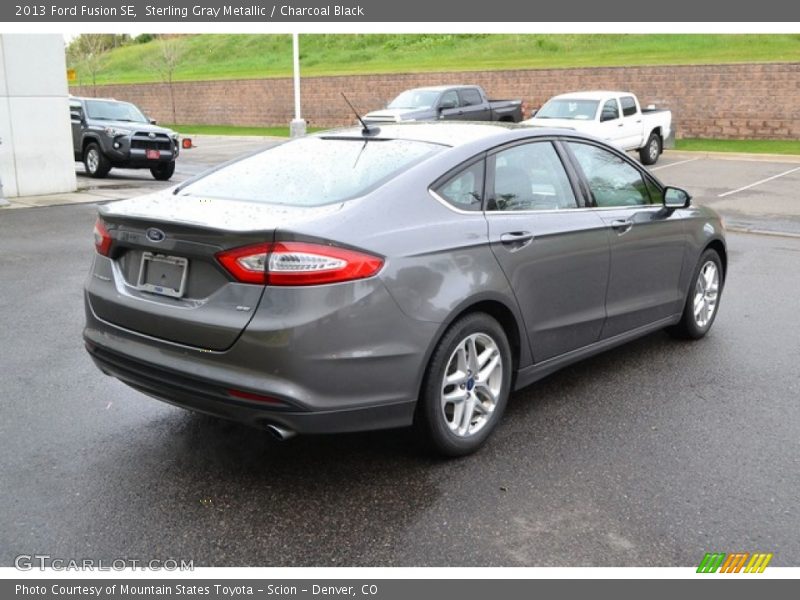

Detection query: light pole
xmin=289 ymin=33 xmax=307 ymax=138
xmin=0 ymin=135 xmax=8 ymax=207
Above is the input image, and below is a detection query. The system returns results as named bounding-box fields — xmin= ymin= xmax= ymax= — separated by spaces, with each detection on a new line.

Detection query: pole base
xmin=289 ymin=118 xmax=307 ymax=138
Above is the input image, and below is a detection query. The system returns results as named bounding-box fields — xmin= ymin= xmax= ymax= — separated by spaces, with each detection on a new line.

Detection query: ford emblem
xmin=145 ymin=228 xmax=165 ymax=242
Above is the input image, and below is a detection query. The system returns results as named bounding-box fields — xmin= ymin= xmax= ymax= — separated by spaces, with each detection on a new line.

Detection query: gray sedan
xmin=83 ymin=123 xmax=726 ymax=456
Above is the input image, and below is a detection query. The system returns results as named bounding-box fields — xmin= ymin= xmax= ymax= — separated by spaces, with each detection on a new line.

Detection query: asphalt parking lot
xmin=10 ymin=135 xmax=799 ymax=237
xmin=1 ymin=136 xmax=799 ymax=567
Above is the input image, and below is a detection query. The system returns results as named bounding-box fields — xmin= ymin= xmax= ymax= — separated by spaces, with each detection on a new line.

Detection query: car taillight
xmin=93 ymin=218 xmax=112 ymax=256
xmin=216 ymin=241 xmax=383 ymax=286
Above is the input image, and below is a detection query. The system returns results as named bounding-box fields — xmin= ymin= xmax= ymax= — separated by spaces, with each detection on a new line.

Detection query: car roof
xmin=318 ymin=122 xmax=532 ymax=148
xmin=318 ymin=121 xmax=601 ymax=148
xmin=71 ymin=96 xmax=121 ymax=102
xmin=400 ymin=85 xmax=477 ymax=93
xmin=549 ymin=90 xmax=635 ymax=101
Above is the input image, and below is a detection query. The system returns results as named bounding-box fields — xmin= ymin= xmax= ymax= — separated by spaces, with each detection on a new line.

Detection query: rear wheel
xmin=668 ymin=249 xmax=723 ymax=339
xmin=639 ymin=132 xmax=661 ymax=165
xmin=83 ymin=143 xmax=111 ymax=178
xmin=150 ymin=161 xmax=176 ymax=181
xmin=415 ymin=313 xmax=512 ymax=457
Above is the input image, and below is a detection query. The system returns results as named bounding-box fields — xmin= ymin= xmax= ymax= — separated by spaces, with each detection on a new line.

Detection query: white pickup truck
xmin=523 ymin=91 xmax=673 ymax=165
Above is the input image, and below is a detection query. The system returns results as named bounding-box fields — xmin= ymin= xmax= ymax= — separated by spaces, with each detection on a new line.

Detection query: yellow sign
xmin=67 ymin=69 xmax=76 ymax=82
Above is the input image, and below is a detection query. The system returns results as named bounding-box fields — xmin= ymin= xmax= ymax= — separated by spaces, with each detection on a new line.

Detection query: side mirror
xmin=438 ymin=100 xmax=457 ymax=111
xmin=70 ymin=110 xmax=83 ymax=122
xmin=529 ymin=108 xmax=538 ymax=118
xmin=600 ymin=111 xmax=617 ymax=123
xmin=663 ymin=186 xmax=691 ymax=209
xmin=149 ymin=118 xmax=158 ymax=125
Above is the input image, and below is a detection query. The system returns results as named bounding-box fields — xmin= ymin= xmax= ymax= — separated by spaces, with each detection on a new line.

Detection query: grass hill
xmin=69 ymin=34 xmax=800 ymax=86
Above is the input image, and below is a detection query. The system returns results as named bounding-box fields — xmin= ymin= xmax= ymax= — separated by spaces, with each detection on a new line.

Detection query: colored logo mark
xmin=697 ymin=552 xmax=773 ymax=573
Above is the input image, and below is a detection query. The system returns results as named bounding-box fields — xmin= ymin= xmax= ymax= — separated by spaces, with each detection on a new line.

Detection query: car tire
xmin=415 ymin=312 xmax=512 ymax=457
xmin=667 ymin=249 xmax=724 ymax=340
xmin=83 ymin=142 xmax=111 ymax=178
xmin=150 ymin=161 xmax=176 ymax=181
xmin=639 ymin=132 xmax=661 ymax=165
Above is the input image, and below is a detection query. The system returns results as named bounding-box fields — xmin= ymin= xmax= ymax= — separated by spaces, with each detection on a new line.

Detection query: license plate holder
xmin=146 ymin=149 xmax=161 ymax=160
xmin=137 ymin=252 xmax=188 ymax=298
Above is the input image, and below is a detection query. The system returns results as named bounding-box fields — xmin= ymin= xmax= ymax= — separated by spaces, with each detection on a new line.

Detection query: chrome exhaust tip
xmin=266 ymin=424 xmax=297 ymax=441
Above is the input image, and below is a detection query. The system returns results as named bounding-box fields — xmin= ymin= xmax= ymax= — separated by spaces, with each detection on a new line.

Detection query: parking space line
xmin=718 ymin=166 xmax=800 ymax=198
xmin=650 ymin=157 xmax=702 ymax=171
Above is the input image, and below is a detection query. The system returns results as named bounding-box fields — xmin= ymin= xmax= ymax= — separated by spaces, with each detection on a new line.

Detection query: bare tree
xmin=149 ymin=37 xmax=184 ymax=124
xmin=68 ymin=34 xmax=108 ymax=96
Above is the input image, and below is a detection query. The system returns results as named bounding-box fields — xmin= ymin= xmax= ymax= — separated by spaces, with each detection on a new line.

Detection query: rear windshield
xmin=180 ymin=137 xmax=443 ymax=206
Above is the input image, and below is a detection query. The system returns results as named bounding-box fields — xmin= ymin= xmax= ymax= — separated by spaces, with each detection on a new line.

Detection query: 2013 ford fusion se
xmin=83 ymin=122 xmax=726 ymax=456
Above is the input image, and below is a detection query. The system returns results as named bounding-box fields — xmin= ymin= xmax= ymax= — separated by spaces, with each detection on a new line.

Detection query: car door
xmin=596 ymin=98 xmax=625 ymax=146
xmin=437 ymin=89 xmax=464 ymax=121
xmin=564 ymin=140 xmax=687 ymax=338
xmin=457 ymin=88 xmax=490 ymax=120
xmin=618 ymin=95 xmax=643 ymax=150
xmin=485 ymin=139 xmax=610 ymax=362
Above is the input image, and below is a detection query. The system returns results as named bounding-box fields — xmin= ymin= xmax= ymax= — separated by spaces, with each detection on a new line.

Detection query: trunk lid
xmin=87 ymin=192 xmax=343 ymax=350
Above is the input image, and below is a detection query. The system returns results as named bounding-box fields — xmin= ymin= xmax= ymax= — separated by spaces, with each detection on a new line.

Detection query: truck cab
xmin=524 ymin=91 xmax=673 ymax=165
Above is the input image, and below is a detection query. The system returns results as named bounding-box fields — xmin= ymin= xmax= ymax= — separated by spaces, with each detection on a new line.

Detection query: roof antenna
xmin=341 ymin=93 xmax=376 ymax=136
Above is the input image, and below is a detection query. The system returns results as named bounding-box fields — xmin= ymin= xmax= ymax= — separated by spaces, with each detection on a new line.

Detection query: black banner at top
xmin=2 ymin=0 xmax=800 ymax=22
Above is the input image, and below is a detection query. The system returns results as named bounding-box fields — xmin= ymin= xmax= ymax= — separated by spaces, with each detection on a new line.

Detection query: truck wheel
xmin=150 ymin=162 xmax=176 ymax=181
xmin=83 ymin=143 xmax=111 ymax=178
xmin=639 ymin=133 xmax=661 ymax=165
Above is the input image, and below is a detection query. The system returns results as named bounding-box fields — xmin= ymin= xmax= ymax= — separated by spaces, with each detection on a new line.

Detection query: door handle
xmin=617 ymin=123 xmax=624 ymax=127
xmin=500 ymin=231 xmax=534 ymax=250
xmin=611 ymin=219 xmax=633 ymax=234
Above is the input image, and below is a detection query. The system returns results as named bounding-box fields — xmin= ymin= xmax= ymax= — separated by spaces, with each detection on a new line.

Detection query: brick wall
xmin=72 ymin=62 xmax=800 ymax=139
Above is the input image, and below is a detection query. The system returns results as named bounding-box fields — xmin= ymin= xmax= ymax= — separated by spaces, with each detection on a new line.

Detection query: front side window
xmin=620 ymin=96 xmax=638 ymax=117
xmin=601 ymin=99 xmax=620 ymax=122
xmin=180 ymin=137 xmax=443 ymax=206
xmin=567 ymin=142 xmax=651 ymax=207
xmin=433 ymin=161 xmax=484 ymax=212
xmin=488 ymin=142 xmax=577 ymax=211
xmin=439 ymin=90 xmax=460 ymax=109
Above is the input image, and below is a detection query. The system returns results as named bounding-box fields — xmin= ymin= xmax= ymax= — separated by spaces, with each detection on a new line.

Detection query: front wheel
xmin=667 ymin=249 xmax=723 ymax=339
xmin=150 ymin=161 xmax=176 ymax=181
xmin=639 ymin=132 xmax=661 ymax=165
xmin=415 ymin=313 xmax=512 ymax=457
xmin=83 ymin=143 xmax=111 ymax=178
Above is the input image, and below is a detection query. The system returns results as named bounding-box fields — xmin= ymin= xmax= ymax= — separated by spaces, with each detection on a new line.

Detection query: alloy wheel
xmin=440 ymin=332 xmax=503 ymax=437
xmin=693 ymin=261 xmax=719 ymax=328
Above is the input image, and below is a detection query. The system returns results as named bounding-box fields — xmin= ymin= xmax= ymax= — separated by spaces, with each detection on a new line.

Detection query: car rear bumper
xmin=85 ymin=340 xmax=415 ymax=434
xmin=83 ymin=274 xmax=439 ymax=434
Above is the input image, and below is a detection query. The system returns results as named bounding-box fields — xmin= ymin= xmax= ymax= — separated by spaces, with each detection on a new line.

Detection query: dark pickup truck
xmin=363 ymin=85 xmax=525 ymax=125
xmin=69 ymin=96 xmax=180 ymax=181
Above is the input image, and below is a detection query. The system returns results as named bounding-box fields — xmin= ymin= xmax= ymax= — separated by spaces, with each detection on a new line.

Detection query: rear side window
xmin=180 ymin=137 xmax=443 ymax=206
xmin=488 ymin=142 xmax=577 ymax=211
xmin=620 ymin=96 xmax=638 ymax=117
xmin=459 ymin=89 xmax=483 ymax=107
xmin=433 ymin=161 xmax=484 ymax=212
xmin=567 ymin=142 xmax=651 ymax=207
